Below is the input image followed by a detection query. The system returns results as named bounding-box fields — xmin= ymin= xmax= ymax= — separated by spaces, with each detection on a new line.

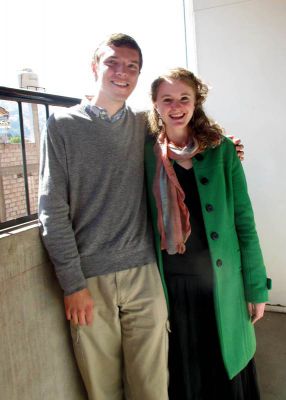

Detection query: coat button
xmin=216 ymin=259 xmax=223 ymax=267
xmin=195 ymin=154 xmax=204 ymax=161
xmin=200 ymin=177 xmax=209 ymax=185
xmin=211 ymin=232 xmax=219 ymax=240
xmin=205 ymin=204 xmax=214 ymax=212
xmin=266 ymin=278 xmax=272 ymax=289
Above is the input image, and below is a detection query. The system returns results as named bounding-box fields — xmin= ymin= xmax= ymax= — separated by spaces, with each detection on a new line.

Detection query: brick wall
xmin=0 ymin=142 xmax=39 ymax=222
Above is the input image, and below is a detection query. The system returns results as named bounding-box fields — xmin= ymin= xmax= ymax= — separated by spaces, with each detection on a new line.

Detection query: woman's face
xmin=154 ymin=78 xmax=196 ymax=133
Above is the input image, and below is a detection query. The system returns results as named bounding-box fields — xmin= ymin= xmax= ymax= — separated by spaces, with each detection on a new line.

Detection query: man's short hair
xmin=93 ymin=33 xmax=143 ymax=71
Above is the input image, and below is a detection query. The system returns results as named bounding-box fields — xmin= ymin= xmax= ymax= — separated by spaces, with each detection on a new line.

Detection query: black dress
xmin=163 ymin=162 xmax=260 ymax=400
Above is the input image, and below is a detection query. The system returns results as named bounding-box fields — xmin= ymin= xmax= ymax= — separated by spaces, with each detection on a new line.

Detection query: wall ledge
xmin=266 ymin=304 xmax=286 ymax=313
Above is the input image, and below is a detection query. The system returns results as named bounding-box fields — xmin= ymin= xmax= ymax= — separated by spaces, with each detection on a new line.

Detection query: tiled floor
xmin=255 ymin=311 xmax=286 ymax=400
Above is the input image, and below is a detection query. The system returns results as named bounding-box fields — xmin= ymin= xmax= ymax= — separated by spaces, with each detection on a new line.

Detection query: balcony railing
xmin=0 ymin=86 xmax=81 ymax=230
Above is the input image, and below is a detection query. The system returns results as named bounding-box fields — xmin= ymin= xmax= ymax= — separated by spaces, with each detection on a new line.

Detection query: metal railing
xmin=0 ymin=86 xmax=81 ymax=230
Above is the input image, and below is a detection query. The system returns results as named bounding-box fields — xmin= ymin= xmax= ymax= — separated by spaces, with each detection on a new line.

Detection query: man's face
xmin=92 ymin=45 xmax=141 ymax=106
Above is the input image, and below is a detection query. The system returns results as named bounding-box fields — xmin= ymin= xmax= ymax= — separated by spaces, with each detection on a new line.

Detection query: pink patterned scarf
xmin=153 ymin=131 xmax=201 ymax=254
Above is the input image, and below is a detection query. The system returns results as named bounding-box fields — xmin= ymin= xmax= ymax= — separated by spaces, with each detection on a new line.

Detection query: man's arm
xmin=38 ymin=115 xmax=94 ymax=325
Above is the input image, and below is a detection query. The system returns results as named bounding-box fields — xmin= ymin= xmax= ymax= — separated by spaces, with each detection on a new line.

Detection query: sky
xmin=1 ymin=0 xmax=189 ymax=109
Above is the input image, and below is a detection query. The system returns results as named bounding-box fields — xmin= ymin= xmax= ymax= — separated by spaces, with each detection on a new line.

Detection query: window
xmin=0 ymin=0 xmax=190 ymax=228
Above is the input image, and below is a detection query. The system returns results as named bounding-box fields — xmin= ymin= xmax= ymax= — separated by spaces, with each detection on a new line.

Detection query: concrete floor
xmin=255 ymin=311 xmax=286 ymax=400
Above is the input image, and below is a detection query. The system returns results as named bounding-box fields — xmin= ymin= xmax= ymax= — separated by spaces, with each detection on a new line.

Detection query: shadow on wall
xmin=0 ymin=223 xmax=87 ymax=400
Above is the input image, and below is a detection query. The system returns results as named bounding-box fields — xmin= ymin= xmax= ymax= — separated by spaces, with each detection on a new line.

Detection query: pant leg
xmin=118 ymin=263 xmax=169 ymax=400
xmin=70 ymin=273 xmax=123 ymax=400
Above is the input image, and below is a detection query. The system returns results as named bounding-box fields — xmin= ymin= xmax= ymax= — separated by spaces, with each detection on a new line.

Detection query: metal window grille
xmin=0 ymin=86 xmax=81 ymax=230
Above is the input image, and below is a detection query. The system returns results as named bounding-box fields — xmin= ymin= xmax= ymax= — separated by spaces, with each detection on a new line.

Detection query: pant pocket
xmin=70 ymin=323 xmax=89 ymax=382
xmin=70 ymin=322 xmax=80 ymax=344
xmin=165 ymin=320 xmax=171 ymax=385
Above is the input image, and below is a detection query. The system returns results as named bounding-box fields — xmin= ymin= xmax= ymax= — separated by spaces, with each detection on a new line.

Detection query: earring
xmin=158 ymin=117 xmax=163 ymax=127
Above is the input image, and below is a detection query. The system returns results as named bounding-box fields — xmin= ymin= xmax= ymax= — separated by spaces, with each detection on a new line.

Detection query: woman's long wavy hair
xmin=148 ymin=68 xmax=224 ymax=150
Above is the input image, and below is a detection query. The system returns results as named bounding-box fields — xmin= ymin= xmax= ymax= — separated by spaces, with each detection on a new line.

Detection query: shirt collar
xmin=87 ymin=103 xmax=126 ymax=123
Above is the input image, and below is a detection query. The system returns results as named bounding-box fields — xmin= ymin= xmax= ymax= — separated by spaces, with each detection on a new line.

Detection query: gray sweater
xmin=38 ymin=104 xmax=155 ymax=295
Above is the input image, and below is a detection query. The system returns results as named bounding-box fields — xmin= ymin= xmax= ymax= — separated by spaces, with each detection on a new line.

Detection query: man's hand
xmin=247 ymin=302 xmax=266 ymax=324
xmin=228 ymin=135 xmax=244 ymax=161
xmin=64 ymin=288 xmax=94 ymax=326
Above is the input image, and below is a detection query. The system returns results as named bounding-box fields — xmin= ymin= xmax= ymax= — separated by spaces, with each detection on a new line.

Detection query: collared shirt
xmin=87 ymin=103 xmax=126 ymax=123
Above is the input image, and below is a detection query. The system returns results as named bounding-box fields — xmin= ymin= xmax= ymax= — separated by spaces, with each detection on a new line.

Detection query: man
xmin=39 ymin=33 xmax=169 ymax=400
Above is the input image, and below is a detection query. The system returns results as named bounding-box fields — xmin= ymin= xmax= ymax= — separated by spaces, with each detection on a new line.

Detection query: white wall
xmin=190 ymin=0 xmax=286 ymax=305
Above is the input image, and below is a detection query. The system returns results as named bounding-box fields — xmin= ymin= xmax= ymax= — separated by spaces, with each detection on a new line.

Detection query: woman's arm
xmin=231 ymin=143 xmax=270 ymax=304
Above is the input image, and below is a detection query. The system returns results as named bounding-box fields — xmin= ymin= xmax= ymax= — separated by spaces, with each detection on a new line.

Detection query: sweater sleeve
xmin=38 ymin=115 xmax=86 ymax=295
xmin=231 ymin=142 xmax=270 ymax=303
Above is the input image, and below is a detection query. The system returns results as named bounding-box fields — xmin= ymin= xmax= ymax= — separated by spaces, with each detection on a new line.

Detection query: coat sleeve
xmin=231 ymin=143 xmax=270 ymax=303
xmin=38 ymin=115 xmax=86 ymax=295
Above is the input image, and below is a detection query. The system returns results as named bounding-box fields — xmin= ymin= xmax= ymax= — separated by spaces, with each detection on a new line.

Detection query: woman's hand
xmin=247 ymin=302 xmax=266 ymax=324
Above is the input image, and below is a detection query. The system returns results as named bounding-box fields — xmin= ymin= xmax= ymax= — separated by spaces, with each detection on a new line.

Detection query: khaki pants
xmin=70 ymin=262 xmax=169 ymax=400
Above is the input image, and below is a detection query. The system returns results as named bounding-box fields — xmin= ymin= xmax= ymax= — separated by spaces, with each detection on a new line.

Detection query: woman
xmin=144 ymin=68 xmax=271 ymax=400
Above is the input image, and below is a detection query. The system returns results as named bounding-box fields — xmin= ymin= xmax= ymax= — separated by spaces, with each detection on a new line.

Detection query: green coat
xmin=144 ymin=136 xmax=271 ymax=379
